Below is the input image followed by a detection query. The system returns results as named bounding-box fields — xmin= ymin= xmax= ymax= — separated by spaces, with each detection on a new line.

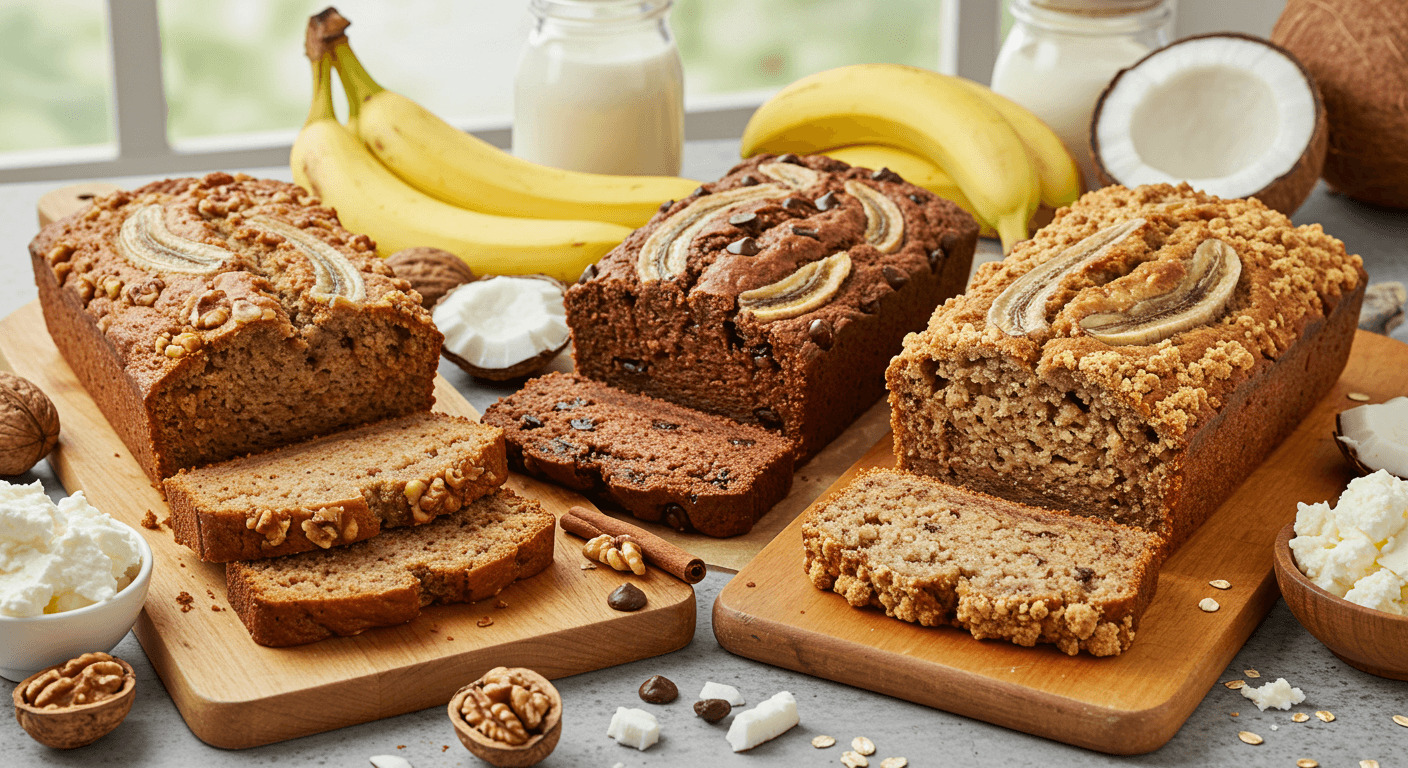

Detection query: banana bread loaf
xmin=165 ymin=412 xmax=506 ymax=562
xmin=888 ymin=184 xmax=1366 ymax=550
xmin=482 ymin=372 xmax=794 ymax=536
xmin=29 ymin=173 xmax=441 ymax=481
xmin=226 ymin=487 xmax=555 ymax=647
xmin=566 ymin=154 xmax=977 ymax=462
xmin=803 ymin=469 xmax=1161 ymax=656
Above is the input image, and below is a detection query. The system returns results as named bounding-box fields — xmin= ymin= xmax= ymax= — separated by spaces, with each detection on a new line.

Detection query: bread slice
xmin=482 ymin=372 xmax=794 ymax=537
xmin=165 ymin=412 xmax=506 ymax=562
xmin=226 ymin=487 xmax=555 ymax=647
xmin=802 ymin=469 xmax=1161 ymax=656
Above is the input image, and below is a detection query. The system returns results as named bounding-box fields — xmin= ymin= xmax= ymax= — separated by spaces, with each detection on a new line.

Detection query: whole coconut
xmin=1272 ymin=0 xmax=1408 ymax=208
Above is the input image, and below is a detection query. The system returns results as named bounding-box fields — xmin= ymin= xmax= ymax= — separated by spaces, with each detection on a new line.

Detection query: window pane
xmin=0 ymin=0 xmax=113 ymax=153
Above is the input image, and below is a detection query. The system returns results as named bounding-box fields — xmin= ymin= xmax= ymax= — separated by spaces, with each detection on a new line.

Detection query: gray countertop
xmin=2 ymin=140 xmax=1407 ymax=767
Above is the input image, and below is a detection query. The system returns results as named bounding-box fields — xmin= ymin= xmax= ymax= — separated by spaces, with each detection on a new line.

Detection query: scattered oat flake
xmin=812 ymin=735 xmax=836 ymax=748
xmin=1199 ymin=597 xmax=1220 ymax=612
xmin=1394 ymin=715 xmax=1408 ymax=728
xmin=852 ymin=736 xmax=875 ymax=756
xmin=1315 ymin=710 xmax=1335 ymax=722
xmin=1238 ymin=730 xmax=1263 ymax=745
xmin=1348 ymin=392 xmax=1371 ymax=402
xmin=581 ymin=562 xmax=596 ymax=570
xmin=880 ymin=759 xmax=908 ymax=768
xmin=1224 ymin=680 xmax=1246 ymax=690
xmin=1244 ymin=669 xmax=1261 ymax=678
xmin=1361 ymin=761 xmax=1380 ymax=768
xmin=1209 ymin=579 xmax=1231 ymax=590
xmin=476 ymin=617 xmax=494 ymax=628
xmin=1297 ymin=760 xmax=1318 ymax=768
xmin=840 ymin=751 xmax=869 ymax=768
xmin=1293 ymin=713 xmax=1309 ymax=722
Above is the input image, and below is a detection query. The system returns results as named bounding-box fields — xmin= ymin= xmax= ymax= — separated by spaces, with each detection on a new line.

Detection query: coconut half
xmin=433 ymin=275 xmax=570 ymax=381
xmin=1091 ymin=33 xmax=1327 ymax=215
xmin=1336 ymin=397 xmax=1408 ymax=480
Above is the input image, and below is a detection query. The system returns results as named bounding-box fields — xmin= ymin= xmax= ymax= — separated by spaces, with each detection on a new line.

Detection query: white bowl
xmin=0 ymin=525 xmax=153 ymax=682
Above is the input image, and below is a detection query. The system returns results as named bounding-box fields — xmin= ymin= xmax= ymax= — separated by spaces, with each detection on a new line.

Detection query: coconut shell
xmin=1090 ymin=33 xmax=1328 ymax=217
xmin=1273 ymin=0 xmax=1408 ymax=209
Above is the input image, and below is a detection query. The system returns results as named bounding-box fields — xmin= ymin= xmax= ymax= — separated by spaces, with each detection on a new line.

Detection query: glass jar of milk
xmin=514 ymin=0 xmax=684 ymax=176
xmin=991 ymin=0 xmax=1173 ymax=191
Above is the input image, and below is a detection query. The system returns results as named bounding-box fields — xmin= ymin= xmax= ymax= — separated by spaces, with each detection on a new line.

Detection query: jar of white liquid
xmin=991 ymin=0 xmax=1173 ymax=191
xmin=514 ymin=0 xmax=684 ymax=176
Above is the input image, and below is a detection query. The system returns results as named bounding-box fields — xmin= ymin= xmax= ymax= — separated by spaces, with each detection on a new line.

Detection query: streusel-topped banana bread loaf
xmin=566 ymin=154 xmax=977 ymax=462
xmin=29 ymin=173 xmax=442 ymax=481
xmin=888 ymin=184 xmax=1366 ymax=549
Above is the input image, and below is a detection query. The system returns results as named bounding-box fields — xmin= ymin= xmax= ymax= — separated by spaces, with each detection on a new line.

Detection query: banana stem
xmin=332 ymin=40 xmax=383 ymax=107
xmin=305 ymin=54 xmax=336 ymax=127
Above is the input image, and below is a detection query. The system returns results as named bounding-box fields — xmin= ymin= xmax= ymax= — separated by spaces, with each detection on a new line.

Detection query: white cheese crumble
xmin=1289 ymin=470 xmax=1408 ymax=614
xmin=1240 ymin=678 xmax=1306 ymax=711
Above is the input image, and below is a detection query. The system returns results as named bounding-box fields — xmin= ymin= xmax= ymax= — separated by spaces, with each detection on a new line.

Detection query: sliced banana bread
xmin=226 ymin=487 xmax=555 ymax=647
xmin=803 ymin=469 xmax=1161 ymax=656
xmin=165 ymin=412 xmax=506 ymax=562
xmin=482 ymin=372 xmax=794 ymax=537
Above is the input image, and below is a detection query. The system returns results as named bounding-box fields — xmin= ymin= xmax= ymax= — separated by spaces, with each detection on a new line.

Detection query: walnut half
xmin=450 ymin=666 xmax=562 ymax=765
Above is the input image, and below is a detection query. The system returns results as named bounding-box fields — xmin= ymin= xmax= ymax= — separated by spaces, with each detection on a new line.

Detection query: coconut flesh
xmin=1092 ymin=34 xmax=1326 ymax=215
xmin=433 ymin=275 xmax=569 ymax=379
xmin=1336 ymin=397 xmax=1408 ymax=479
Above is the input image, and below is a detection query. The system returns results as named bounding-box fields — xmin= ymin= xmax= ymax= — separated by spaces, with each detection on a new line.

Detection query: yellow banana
xmin=740 ymin=63 xmax=1039 ymax=252
xmin=947 ymin=77 xmax=1082 ymax=208
xmin=291 ymin=56 xmax=631 ymax=283
xmin=820 ymin=144 xmax=997 ymax=239
xmin=331 ymin=41 xmax=699 ymax=229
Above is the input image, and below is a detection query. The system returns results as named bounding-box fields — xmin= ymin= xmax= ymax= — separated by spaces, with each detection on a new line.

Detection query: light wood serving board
xmin=715 ymin=330 xmax=1405 ymax=755
xmin=0 ymin=301 xmax=695 ymax=749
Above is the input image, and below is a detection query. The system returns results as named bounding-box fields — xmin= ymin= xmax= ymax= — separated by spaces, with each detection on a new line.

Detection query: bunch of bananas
xmin=740 ymin=64 xmax=1082 ymax=252
xmin=291 ymin=15 xmax=699 ymax=283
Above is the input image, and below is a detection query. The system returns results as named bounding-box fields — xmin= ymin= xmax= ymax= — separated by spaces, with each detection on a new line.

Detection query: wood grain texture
xmin=0 ymin=301 xmax=695 ymax=749
xmin=715 ymin=330 xmax=1406 ymax=755
xmin=1273 ymin=521 xmax=1408 ymax=680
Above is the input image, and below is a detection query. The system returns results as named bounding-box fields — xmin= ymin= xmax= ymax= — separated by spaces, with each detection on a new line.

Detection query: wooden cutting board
xmin=714 ymin=330 xmax=1404 ymax=755
xmin=0 ymin=301 xmax=695 ymax=749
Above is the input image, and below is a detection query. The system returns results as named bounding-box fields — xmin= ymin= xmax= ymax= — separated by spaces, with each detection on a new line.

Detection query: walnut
xmin=0 ymin=372 xmax=61 ymax=475
xmin=21 ymin=653 xmax=126 ymax=709
xmin=301 ymin=506 xmax=357 ymax=549
xmin=124 ymin=277 xmax=164 ymax=307
xmin=188 ymin=289 xmax=230 ymax=330
xmin=386 ymin=247 xmax=475 ymax=308
xmin=246 ymin=509 xmax=292 ymax=548
xmin=14 ymin=652 xmax=137 ymax=749
xmin=583 ymin=534 xmax=646 ymax=575
xmin=456 ymin=667 xmax=557 ymax=747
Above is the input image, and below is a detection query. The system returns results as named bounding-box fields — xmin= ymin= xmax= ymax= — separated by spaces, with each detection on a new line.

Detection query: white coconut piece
xmin=606 ymin=707 xmax=659 ymax=751
xmin=1337 ymin=397 xmax=1408 ymax=479
xmin=1092 ymin=33 xmax=1325 ymax=215
xmin=725 ymin=691 xmax=798 ymax=752
xmin=433 ymin=275 xmax=569 ymax=379
xmin=698 ymin=681 xmax=745 ymax=706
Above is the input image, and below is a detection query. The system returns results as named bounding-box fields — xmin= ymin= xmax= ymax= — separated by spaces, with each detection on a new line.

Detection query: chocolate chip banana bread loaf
xmin=803 ymin=469 xmax=1161 ymax=656
xmin=566 ymin=154 xmax=977 ymax=462
xmin=227 ymin=487 xmax=555 ymax=647
xmin=888 ymin=184 xmax=1366 ymax=550
xmin=165 ymin=412 xmax=506 ymax=562
xmin=29 ymin=173 xmax=441 ymax=481
xmin=483 ymin=372 xmax=794 ymax=536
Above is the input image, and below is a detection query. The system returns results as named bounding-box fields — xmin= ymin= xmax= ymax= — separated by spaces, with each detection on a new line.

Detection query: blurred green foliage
xmin=0 ymin=0 xmax=111 ymax=152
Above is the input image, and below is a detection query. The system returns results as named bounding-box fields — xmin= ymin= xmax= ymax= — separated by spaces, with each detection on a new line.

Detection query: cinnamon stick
xmin=562 ymin=506 xmax=707 ymax=584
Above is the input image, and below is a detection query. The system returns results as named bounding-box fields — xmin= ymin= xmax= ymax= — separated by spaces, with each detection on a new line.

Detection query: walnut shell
xmin=385 ymin=247 xmax=475 ymax=308
xmin=13 ymin=655 xmax=136 ymax=749
xmin=449 ymin=667 xmax=562 ymax=768
xmin=0 ymin=371 xmax=60 ymax=476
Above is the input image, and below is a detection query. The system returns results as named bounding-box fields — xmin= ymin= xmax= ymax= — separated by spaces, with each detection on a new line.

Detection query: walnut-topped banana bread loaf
xmin=29 ymin=173 xmax=442 ymax=481
xmin=164 ymin=412 xmax=506 ymax=562
xmin=803 ymin=469 xmax=1161 ymax=657
xmin=888 ymin=184 xmax=1366 ymax=550
xmin=566 ymin=154 xmax=977 ymax=462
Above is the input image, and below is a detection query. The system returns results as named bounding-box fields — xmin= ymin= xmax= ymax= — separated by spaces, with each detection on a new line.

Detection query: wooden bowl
xmin=12 ymin=656 xmax=137 ymax=748
xmin=1273 ymin=522 xmax=1408 ymax=680
xmin=448 ymin=668 xmax=562 ymax=768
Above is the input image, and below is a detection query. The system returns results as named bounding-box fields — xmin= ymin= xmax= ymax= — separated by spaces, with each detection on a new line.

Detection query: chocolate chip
xmin=923 ymin=522 xmax=939 ymax=533
xmin=808 ymin=317 xmax=834 ymax=349
xmin=663 ymin=503 xmax=691 ymax=532
xmin=638 ymin=675 xmax=678 ymax=704
xmin=860 ymin=295 xmax=881 ymax=313
xmin=927 ymin=247 xmax=946 ymax=272
xmin=728 ymin=211 xmax=758 ymax=227
xmin=692 ymin=186 xmax=709 ymax=197
xmin=871 ymin=166 xmax=904 ymax=184
xmin=775 ymin=153 xmax=802 ymax=165
xmin=791 ymin=226 xmax=819 ymax=239
xmin=618 ymin=358 xmax=645 ymax=374
xmin=739 ymin=174 xmax=760 ymax=187
xmin=751 ymin=345 xmax=773 ymax=368
xmin=908 ymin=193 xmax=924 ymax=205
xmin=782 ymin=197 xmax=806 ymax=211
xmin=553 ymin=398 xmax=586 ymax=411
xmin=754 ymin=407 xmax=783 ymax=430
xmin=710 ymin=469 xmax=732 ymax=489
xmin=694 ymin=698 xmax=731 ymax=723
xmin=882 ymin=265 xmax=909 ymax=289
xmin=658 ymin=199 xmax=674 ymax=213
xmin=570 ymin=417 xmax=595 ymax=431
xmin=814 ymin=191 xmax=838 ymax=211
xmin=941 ymin=231 xmax=960 ymax=253
xmin=1075 ymin=566 xmax=1096 ymax=585
xmin=729 ymin=438 xmax=756 ymax=446
xmin=727 ymin=237 xmax=761 ymax=256
xmin=520 ymin=414 xmax=543 ymax=430
xmin=652 ymin=420 xmax=679 ymax=430
xmin=607 ymin=583 xmax=647 ymax=612
xmin=577 ymin=263 xmax=597 ymax=284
